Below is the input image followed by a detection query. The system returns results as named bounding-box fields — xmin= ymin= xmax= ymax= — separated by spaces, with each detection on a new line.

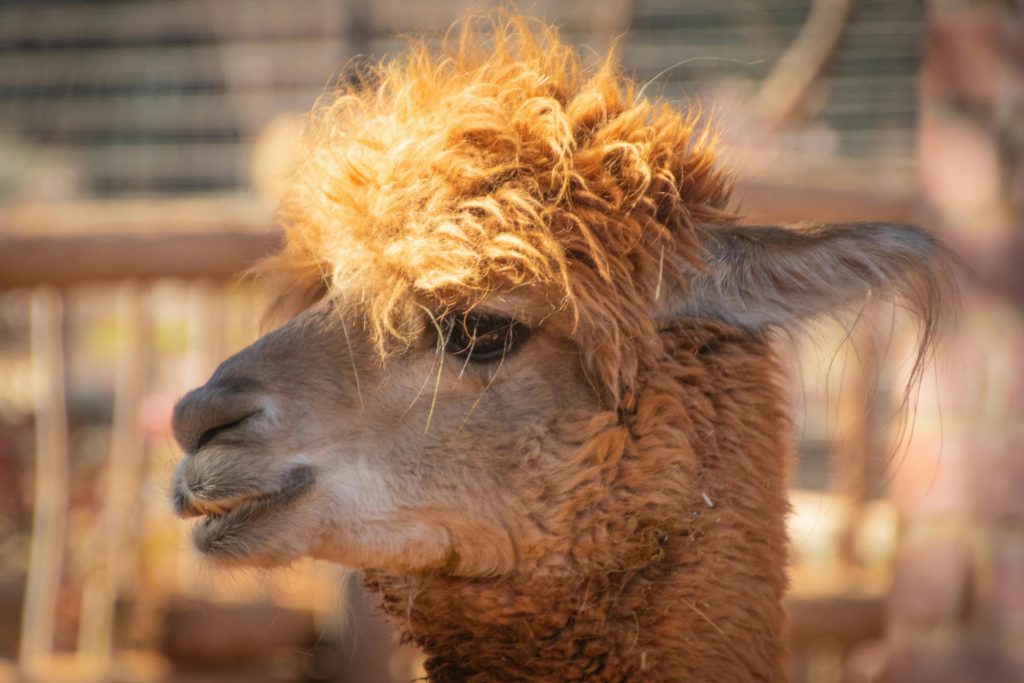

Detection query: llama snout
xmin=172 ymin=376 xmax=267 ymax=456
xmin=170 ymin=373 xmax=301 ymax=520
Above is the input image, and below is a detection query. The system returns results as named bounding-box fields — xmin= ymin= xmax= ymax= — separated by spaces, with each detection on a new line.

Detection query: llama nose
xmin=172 ymin=377 xmax=264 ymax=455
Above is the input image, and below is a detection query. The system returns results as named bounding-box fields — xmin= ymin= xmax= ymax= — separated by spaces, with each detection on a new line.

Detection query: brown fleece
xmin=364 ymin=322 xmax=791 ymax=681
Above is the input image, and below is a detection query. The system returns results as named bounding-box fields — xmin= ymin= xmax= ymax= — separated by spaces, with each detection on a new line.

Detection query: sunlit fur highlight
xmin=264 ymin=15 xmax=733 ymax=403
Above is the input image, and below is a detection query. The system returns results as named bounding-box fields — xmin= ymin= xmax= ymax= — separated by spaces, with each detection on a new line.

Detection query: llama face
xmin=171 ymin=290 xmax=601 ymax=571
xmin=170 ymin=220 xmax=948 ymax=572
xmin=168 ymin=13 xmax=951 ymax=581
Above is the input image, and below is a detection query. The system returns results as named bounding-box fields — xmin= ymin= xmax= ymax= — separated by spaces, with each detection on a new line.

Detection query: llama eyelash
xmin=440 ymin=312 xmax=530 ymax=363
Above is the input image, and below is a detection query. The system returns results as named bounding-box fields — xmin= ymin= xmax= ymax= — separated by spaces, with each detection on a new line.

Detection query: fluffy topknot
xmin=266 ymin=14 xmax=735 ymax=400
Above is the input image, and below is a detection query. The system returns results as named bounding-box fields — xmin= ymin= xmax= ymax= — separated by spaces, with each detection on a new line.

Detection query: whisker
xmin=458 ymin=322 xmax=517 ymax=430
xmin=330 ymin=297 xmax=365 ymax=411
xmin=418 ymin=306 xmax=447 ymax=434
xmin=635 ymin=56 xmax=764 ymax=102
xmin=458 ymin=351 xmax=506 ymax=431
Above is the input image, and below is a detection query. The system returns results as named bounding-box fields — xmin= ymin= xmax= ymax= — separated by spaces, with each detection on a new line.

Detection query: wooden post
xmin=828 ymin=314 xmax=885 ymax=569
xmin=77 ymin=283 xmax=149 ymax=672
xmin=19 ymin=287 xmax=70 ymax=676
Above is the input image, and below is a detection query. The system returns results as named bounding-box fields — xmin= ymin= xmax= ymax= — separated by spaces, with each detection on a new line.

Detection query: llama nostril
xmin=192 ymin=410 xmax=260 ymax=453
xmin=172 ymin=380 xmax=265 ymax=455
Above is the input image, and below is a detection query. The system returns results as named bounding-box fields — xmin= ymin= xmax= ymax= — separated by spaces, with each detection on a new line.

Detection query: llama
xmin=170 ymin=17 xmax=950 ymax=681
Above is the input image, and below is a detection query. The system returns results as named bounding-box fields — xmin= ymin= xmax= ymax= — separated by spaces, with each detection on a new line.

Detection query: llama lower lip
xmin=191 ymin=466 xmax=315 ymax=554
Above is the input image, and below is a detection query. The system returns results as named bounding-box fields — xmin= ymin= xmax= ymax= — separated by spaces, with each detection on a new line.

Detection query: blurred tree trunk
xmin=752 ymin=0 xmax=854 ymax=129
xmin=883 ymin=2 xmax=1024 ymax=682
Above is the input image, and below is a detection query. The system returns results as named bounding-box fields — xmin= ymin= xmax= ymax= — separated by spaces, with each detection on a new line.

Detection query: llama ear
xmin=660 ymin=222 xmax=953 ymax=331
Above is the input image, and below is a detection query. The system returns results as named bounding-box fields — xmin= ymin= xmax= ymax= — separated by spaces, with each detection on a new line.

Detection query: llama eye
xmin=441 ymin=313 xmax=529 ymax=362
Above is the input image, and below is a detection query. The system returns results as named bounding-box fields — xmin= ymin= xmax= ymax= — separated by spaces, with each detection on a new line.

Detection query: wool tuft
xmin=263 ymin=15 xmax=734 ymax=402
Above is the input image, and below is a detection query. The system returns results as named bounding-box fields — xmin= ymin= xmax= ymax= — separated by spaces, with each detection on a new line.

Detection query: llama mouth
xmin=185 ymin=466 xmax=315 ymax=554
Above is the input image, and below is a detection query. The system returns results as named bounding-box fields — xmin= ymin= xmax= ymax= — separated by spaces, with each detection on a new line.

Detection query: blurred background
xmin=0 ymin=1 xmax=1020 ymax=681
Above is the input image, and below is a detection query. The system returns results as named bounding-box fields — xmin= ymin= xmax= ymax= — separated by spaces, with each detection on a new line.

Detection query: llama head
xmin=170 ymin=18 xmax=950 ymax=576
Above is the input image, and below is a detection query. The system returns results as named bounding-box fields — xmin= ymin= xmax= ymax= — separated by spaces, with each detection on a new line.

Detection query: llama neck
xmin=366 ymin=507 xmax=789 ymax=681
